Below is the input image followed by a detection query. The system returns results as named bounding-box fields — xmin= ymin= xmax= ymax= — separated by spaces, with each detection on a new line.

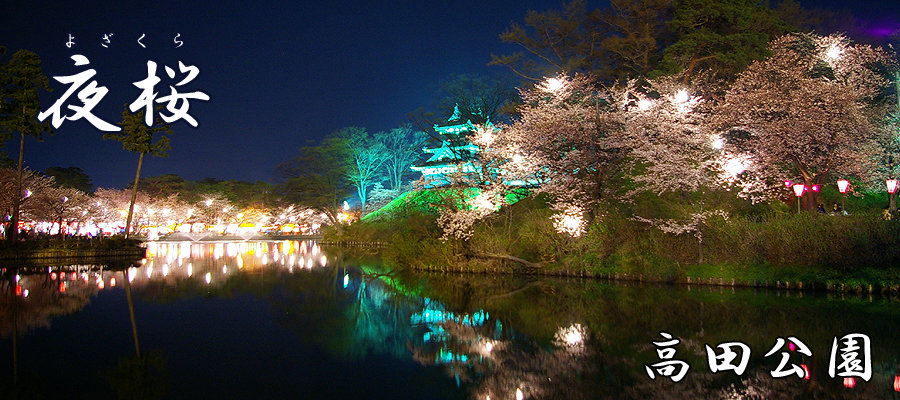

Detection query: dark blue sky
xmin=2 ymin=0 xmax=898 ymax=189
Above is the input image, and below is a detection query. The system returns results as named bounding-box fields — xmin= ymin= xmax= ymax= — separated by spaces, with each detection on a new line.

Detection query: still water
xmin=1 ymin=240 xmax=899 ymax=399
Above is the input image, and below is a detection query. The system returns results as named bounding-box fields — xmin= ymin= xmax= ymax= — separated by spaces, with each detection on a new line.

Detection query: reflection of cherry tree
xmin=405 ymin=297 xmax=600 ymax=400
xmin=0 ymin=273 xmax=94 ymax=337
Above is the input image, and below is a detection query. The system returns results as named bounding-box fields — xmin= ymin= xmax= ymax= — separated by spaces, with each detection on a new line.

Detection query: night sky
xmin=2 ymin=0 xmax=899 ymax=189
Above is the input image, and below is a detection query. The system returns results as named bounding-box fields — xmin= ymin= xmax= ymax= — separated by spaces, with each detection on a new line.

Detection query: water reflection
xmin=1 ymin=242 xmax=899 ymax=399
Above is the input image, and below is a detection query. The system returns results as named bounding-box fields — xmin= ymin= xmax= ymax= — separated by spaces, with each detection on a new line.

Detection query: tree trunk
xmin=9 ymin=129 xmax=26 ymax=242
xmin=124 ymin=152 xmax=145 ymax=239
xmin=123 ymin=269 xmax=141 ymax=357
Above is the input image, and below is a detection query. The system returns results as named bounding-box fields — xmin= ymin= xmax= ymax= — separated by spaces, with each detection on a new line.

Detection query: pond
xmin=1 ymin=240 xmax=898 ymax=399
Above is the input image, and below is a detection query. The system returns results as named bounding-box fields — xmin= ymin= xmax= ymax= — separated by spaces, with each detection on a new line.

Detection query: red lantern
xmin=837 ymin=179 xmax=850 ymax=194
xmin=893 ymin=375 xmax=900 ymax=392
xmin=843 ymin=377 xmax=856 ymax=389
xmin=887 ymin=179 xmax=898 ymax=194
xmin=784 ymin=180 xmax=792 ymax=187
xmin=792 ymin=184 xmax=805 ymax=197
xmin=812 ymin=184 xmax=819 ymax=192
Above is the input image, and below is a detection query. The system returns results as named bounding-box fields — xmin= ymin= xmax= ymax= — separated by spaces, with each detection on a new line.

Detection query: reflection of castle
xmin=408 ymin=296 xmax=504 ymax=389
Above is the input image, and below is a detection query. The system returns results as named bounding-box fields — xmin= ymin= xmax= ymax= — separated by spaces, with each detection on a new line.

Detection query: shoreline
xmin=321 ymin=241 xmax=900 ymax=295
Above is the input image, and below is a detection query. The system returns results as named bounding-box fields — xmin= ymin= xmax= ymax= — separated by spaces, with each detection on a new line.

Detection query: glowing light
xmin=637 ymin=98 xmax=653 ymax=111
xmin=343 ymin=274 xmax=350 ymax=288
xmin=837 ymin=179 xmax=850 ymax=193
xmin=723 ymin=157 xmax=748 ymax=177
xmin=343 ymin=201 xmax=350 ymax=211
xmin=801 ymin=364 xmax=810 ymax=380
xmin=110 ymin=278 xmax=116 ymax=287
xmin=471 ymin=192 xmax=499 ymax=212
xmin=15 ymin=274 xmax=20 ymax=283
xmin=222 ymin=265 xmax=227 ymax=274
xmin=187 ymin=263 xmax=193 ymax=277
xmin=306 ymin=258 xmax=313 ymax=268
xmin=555 ymin=323 xmax=586 ymax=347
xmin=811 ymin=184 xmax=819 ymax=192
xmin=476 ymin=127 xmax=495 ymax=146
xmin=205 ymin=199 xmax=213 ymax=206
xmin=483 ymin=341 xmax=493 ymax=353
xmin=843 ymin=377 xmax=856 ymax=389
xmin=792 ymin=184 xmax=805 ymax=197
xmin=711 ymin=136 xmax=725 ymax=150
xmin=512 ymin=154 xmax=524 ymax=164
xmin=516 ymin=388 xmax=524 ymax=400
xmin=887 ymin=179 xmax=898 ymax=194
xmin=552 ymin=205 xmax=586 ymax=237
xmin=893 ymin=375 xmax=900 ymax=392
xmin=541 ymin=77 xmax=565 ymax=92
xmin=22 ymin=289 xmax=29 ymax=298
xmin=162 ymin=264 xmax=169 ymax=277
xmin=24 ymin=189 xmax=32 ymax=198
xmin=320 ymin=255 xmax=327 ymax=266
xmin=674 ymin=89 xmax=690 ymax=104
xmin=826 ymin=44 xmax=842 ymax=60
xmin=205 ymin=272 xmax=211 ymax=284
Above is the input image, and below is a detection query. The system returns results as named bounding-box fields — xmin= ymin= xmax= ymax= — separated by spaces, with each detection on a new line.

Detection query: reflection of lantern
xmin=893 ymin=375 xmax=900 ymax=392
xmin=843 ymin=377 xmax=856 ymax=389
xmin=801 ymin=364 xmax=810 ymax=380
xmin=837 ymin=179 xmax=850 ymax=193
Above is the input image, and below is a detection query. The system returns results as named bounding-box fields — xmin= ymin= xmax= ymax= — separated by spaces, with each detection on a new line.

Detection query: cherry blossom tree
xmin=618 ymin=75 xmax=738 ymax=262
xmin=717 ymin=33 xmax=893 ymax=210
xmin=492 ymin=74 xmax=629 ymax=235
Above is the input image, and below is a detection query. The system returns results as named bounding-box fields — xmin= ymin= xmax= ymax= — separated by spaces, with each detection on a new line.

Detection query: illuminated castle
xmin=411 ymin=105 xmax=486 ymax=188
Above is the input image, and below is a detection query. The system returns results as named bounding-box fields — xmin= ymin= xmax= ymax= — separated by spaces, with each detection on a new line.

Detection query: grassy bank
xmin=327 ymin=189 xmax=900 ymax=292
